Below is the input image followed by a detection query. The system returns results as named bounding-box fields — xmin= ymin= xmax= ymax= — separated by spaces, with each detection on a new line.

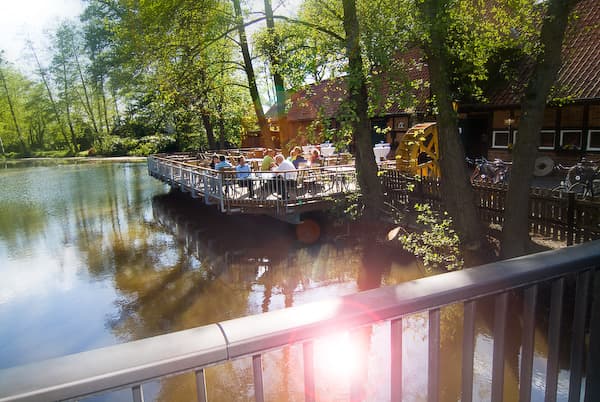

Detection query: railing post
xmin=461 ymin=301 xmax=476 ymax=402
xmin=252 ymin=354 xmax=265 ymax=402
xmin=568 ymin=271 xmax=590 ymax=402
xmin=303 ymin=341 xmax=315 ymax=402
xmin=566 ymin=191 xmax=575 ymax=246
xmin=390 ymin=318 xmax=403 ymax=401
xmin=132 ymin=385 xmax=144 ymax=402
xmin=545 ymin=278 xmax=565 ymax=402
xmin=491 ymin=292 xmax=508 ymax=402
xmin=519 ymin=285 xmax=538 ymax=402
xmin=585 ymin=271 xmax=600 ymax=402
xmin=428 ymin=308 xmax=440 ymax=402
xmin=195 ymin=369 xmax=208 ymax=402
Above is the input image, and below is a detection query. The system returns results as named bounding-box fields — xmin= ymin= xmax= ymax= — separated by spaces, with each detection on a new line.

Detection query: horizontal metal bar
xmin=0 ymin=241 xmax=598 ymax=402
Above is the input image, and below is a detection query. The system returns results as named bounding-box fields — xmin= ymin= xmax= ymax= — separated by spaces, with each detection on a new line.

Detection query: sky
xmin=0 ymin=0 xmax=85 ymax=65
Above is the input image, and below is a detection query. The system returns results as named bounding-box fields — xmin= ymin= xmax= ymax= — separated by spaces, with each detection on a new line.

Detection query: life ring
xmin=533 ymin=156 xmax=554 ymax=177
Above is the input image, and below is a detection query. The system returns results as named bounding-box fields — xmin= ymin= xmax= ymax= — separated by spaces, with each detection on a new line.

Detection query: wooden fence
xmin=381 ymin=170 xmax=600 ymax=245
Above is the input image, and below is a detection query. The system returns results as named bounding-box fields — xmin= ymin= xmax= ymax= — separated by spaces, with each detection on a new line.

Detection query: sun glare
xmin=314 ymin=332 xmax=362 ymax=381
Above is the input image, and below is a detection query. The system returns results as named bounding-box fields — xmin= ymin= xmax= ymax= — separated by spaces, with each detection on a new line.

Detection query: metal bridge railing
xmin=1 ymin=241 xmax=599 ymax=402
xmin=148 ymin=155 xmax=358 ymax=216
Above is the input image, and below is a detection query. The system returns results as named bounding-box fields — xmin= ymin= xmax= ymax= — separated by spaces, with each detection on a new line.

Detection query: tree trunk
xmin=342 ymin=0 xmax=385 ymax=218
xmin=501 ymin=0 xmax=579 ymax=258
xmin=202 ymin=113 xmax=216 ymax=149
xmin=420 ymin=0 xmax=484 ymax=249
xmin=264 ymin=0 xmax=286 ymax=141
xmin=232 ymin=0 xmax=268 ymax=141
xmin=0 ymin=65 xmax=28 ymax=154
xmin=29 ymin=43 xmax=74 ymax=153
xmin=74 ymin=51 xmax=99 ymax=135
xmin=62 ymin=61 xmax=79 ymax=152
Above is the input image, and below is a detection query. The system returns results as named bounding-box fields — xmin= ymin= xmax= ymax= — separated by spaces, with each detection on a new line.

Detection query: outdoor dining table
xmin=322 ymin=165 xmax=355 ymax=192
xmin=373 ymin=145 xmax=390 ymax=163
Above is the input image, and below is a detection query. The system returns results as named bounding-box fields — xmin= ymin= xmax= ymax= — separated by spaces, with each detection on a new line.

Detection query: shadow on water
xmin=0 ymin=161 xmax=571 ymax=402
xmin=99 ymin=192 xmax=568 ymax=402
xmin=100 ymin=191 xmax=418 ymax=402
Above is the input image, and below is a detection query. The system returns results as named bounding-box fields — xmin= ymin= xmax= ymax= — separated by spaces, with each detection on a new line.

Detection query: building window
xmin=588 ymin=130 xmax=600 ymax=151
xmin=539 ymin=130 xmax=556 ymax=150
xmin=492 ymin=130 xmax=510 ymax=149
xmin=560 ymin=130 xmax=582 ymax=150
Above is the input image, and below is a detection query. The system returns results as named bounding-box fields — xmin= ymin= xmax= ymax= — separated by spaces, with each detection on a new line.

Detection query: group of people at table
xmin=208 ymin=147 xmax=323 ymax=199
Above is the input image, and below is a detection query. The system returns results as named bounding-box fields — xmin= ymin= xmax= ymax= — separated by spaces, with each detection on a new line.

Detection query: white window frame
xmin=492 ymin=130 xmax=510 ymax=149
xmin=560 ymin=129 xmax=582 ymax=149
xmin=587 ymin=129 xmax=600 ymax=151
xmin=538 ymin=130 xmax=556 ymax=150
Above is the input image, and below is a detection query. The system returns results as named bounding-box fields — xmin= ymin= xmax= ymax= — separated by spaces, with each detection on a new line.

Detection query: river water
xmin=0 ymin=160 xmax=571 ymax=401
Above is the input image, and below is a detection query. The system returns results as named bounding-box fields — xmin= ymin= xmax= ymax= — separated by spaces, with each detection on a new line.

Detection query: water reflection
xmin=144 ymin=193 xmax=421 ymax=401
xmin=0 ymin=161 xmax=571 ymax=402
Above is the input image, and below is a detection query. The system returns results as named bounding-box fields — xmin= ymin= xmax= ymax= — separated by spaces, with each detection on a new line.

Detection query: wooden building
xmin=248 ymin=0 xmax=598 ymax=163
xmin=459 ymin=0 xmax=600 ymax=165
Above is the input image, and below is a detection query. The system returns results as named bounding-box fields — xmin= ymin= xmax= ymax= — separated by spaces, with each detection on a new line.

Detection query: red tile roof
xmin=271 ymin=0 xmax=598 ymax=119
xmin=268 ymin=48 xmax=430 ymax=122
xmin=488 ymin=0 xmax=600 ymax=105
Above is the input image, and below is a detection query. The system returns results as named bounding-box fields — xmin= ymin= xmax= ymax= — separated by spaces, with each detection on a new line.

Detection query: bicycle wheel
xmin=590 ymin=178 xmax=600 ymax=197
xmin=551 ymin=185 xmax=567 ymax=199
xmin=568 ymin=182 xmax=587 ymax=196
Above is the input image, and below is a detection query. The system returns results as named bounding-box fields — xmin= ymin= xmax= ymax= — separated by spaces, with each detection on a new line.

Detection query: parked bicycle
xmin=466 ymin=157 xmax=511 ymax=185
xmin=551 ymin=158 xmax=600 ymax=198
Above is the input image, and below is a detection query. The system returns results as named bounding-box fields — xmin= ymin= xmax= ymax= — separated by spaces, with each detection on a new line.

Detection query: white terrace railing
xmin=1 ymin=241 xmax=599 ymax=402
xmin=147 ymin=154 xmax=358 ymax=218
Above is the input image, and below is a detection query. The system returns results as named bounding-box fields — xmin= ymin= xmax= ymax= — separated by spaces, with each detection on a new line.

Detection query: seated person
xmin=261 ymin=148 xmax=276 ymax=171
xmin=235 ymin=156 xmax=254 ymax=197
xmin=273 ymin=154 xmax=297 ymax=199
xmin=287 ymin=146 xmax=302 ymax=163
xmin=215 ymin=155 xmax=232 ymax=170
xmin=209 ymin=154 xmax=219 ymax=169
xmin=293 ymin=153 xmax=308 ymax=168
xmin=310 ymin=149 xmax=322 ymax=165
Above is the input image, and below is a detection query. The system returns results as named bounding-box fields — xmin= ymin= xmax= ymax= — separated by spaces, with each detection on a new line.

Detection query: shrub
xmin=397 ymin=203 xmax=464 ymax=271
xmin=130 ymin=135 xmax=176 ymax=156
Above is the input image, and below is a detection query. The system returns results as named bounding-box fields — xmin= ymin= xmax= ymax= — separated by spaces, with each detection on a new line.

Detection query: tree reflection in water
xmin=0 ymin=162 xmax=574 ymax=401
xmin=113 ymin=193 xmax=571 ymax=402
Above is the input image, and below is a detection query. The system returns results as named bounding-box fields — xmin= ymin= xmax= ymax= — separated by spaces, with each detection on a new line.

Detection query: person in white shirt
xmin=273 ymin=154 xmax=297 ymax=180
xmin=272 ymin=154 xmax=297 ymax=199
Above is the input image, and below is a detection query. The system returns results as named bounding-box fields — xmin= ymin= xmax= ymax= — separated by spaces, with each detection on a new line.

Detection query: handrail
xmin=1 ymin=240 xmax=599 ymax=402
xmin=147 ymin=155 xmax=359 ymax=216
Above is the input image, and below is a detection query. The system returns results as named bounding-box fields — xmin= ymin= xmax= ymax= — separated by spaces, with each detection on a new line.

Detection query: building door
xmin=371 ymin=118 xmax=387 ymax=146
xmin=460 ymin=116 xmax=488 ymax=158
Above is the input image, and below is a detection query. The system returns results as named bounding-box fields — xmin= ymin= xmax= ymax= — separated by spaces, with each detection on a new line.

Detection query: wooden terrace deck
xmin=147 ymin=154 xmax=362 ymax=223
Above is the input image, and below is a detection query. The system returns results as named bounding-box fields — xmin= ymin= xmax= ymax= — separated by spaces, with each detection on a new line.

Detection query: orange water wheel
xmin=395 ymin=122 xmax=440 ymax=178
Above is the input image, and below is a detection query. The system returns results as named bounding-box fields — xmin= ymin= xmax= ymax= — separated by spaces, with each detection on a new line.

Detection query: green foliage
xmin=327 ymin=192 xmax=365 ymax=225
xmin=93 ymin=134 xmax=176 ymax=156
xmin=398 ymin=204 xmax=464 ymax=271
